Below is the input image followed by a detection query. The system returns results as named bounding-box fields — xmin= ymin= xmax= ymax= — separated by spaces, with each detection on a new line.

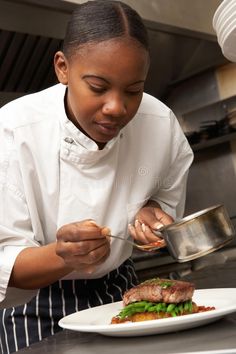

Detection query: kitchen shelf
xmin=191 ymin=131 xmax=236 ymax=151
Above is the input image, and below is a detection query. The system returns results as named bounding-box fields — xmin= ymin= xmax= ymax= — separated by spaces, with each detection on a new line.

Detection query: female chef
xmin=0 ymin=1 xmax=193 ymax=352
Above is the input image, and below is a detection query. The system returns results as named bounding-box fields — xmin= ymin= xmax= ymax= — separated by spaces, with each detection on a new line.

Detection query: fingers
xmin=129 ymin=219 xmax=148 ymax=243
xmin=56 ymin=220 xmax=111 ymax=272
xmin=153 ymin=209 xmax=174 ymax=226
xmin=56 ymin=238 xmax=110 ymax=269
xmin=128 ymin=219 xmax=164 ymax=244
xmin=101 ymin=226 xmax=111 ymax=237
xmin=135 ymin=206 xmax=164 ymax=231
xmin=56 ymin=236 xmax=108 ymax=257
xmin=57 ymin=220 xmax=105 ymax=242
xmin=129 ymin=203 xmax=174 ymax=245
xmin=135 ymin=205 xmax=174 ymax=234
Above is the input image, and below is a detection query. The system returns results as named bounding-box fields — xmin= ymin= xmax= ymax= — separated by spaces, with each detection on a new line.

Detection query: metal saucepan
xmin=158 ymin=204 xmax=235 ymax=263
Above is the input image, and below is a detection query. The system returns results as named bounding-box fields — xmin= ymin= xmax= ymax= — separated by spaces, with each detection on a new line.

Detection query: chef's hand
xmin=128 ymin=200 xmax=174 ymax=244
xmin=56 ymin=219 xmax=111 ymax=274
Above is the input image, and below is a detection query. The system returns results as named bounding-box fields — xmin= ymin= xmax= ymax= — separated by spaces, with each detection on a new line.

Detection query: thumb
xmin=141 ymin=211 xmax=164 ymax=231
xmin=153 ymin=208 xmax=174 ymax=229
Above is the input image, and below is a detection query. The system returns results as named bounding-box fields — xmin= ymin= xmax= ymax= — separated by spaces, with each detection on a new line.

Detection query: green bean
xmin=184 ymin=301 xmax=189 ymax=311
xmin=118 ymin=300 xmax=194 ymax=319
xmin=144 ymin=302 xmax=155 ymax=311
xmin=167 ymin=304 xmax=176 ymax=313
xmin=178 ymin=303 xmax=183 ymax=314
xmin=147 ymin=306 xmax=157 ymax=312
xmin=161 ymin=303 xmax=167 ymax=311
xmin=171 ymin=311 xmax=177 ymax=317
xmin=155 ymin=303 xmax=163 ymax=312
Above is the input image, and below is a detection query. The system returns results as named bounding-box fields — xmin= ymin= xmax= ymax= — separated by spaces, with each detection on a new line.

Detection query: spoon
xmin=108 ymin=234 xmax=166 ymax=252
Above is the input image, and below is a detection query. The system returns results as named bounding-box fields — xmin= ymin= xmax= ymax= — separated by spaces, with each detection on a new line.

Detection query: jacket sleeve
xmin=0 ymin=118 xmax=39 ymax=308
xmin=150 ymin=111 xmax=194 ymax=220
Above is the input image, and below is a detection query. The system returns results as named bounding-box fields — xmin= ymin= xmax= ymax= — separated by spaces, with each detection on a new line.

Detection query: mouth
xmin=95 ymin=121 xmax=121 ymax=137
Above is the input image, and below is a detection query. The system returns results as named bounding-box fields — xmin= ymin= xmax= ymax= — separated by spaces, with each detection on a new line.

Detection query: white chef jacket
xmin=0 ymin=84 xmax=193 ymax=308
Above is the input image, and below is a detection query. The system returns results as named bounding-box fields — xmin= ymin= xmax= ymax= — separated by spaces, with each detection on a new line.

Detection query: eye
xmin=126 ymin=84 xmax=144 ymax=96
xmin=89 ymin=84 xmax=107 ymax=94
xmin=85 ymin=79 xmax=107 ymax=94
xmin=126 ymin=89 xmax=143 ymax=96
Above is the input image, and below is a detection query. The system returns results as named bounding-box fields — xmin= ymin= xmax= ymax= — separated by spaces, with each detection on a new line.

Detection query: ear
xmin=54 ymin=51 xmax=69 ymax=85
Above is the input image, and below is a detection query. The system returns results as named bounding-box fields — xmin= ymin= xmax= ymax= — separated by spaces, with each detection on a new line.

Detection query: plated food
xmin=111 ymin=278 xmax=215 ymax=324
xmin=58 ymin=288 xmax=236 ymax=336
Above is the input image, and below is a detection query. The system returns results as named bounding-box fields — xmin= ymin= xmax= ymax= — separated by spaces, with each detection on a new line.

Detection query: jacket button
xmin=64 ymin=137 xmax=74 ymax=144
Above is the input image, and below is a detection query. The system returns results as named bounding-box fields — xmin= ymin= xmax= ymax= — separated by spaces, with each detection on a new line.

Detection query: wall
xmin=166 ymin=63 xmax=236 ymax=219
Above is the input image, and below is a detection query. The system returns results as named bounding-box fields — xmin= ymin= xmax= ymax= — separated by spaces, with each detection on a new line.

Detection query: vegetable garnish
xmin=117 ymin=300 xmax=193 ymax=320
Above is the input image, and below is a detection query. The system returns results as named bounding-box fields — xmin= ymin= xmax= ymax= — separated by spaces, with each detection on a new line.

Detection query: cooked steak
xmin=111 ymin=278 xmax=215 ymax=324
xmin=123 ymin=278 xmax=195 ymax=305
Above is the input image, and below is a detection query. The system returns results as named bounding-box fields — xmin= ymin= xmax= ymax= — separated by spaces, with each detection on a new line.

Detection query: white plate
xmin=59 ymin=288 xmax=236 ymax=337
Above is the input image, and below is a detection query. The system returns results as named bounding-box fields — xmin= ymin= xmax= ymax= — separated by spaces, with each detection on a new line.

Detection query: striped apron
xmin=0 ymin=258 xmax=138 ymax=354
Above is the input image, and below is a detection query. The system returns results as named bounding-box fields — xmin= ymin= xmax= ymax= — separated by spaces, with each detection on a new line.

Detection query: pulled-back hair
xmin=63 ymin=0 xmax=149 ymax=57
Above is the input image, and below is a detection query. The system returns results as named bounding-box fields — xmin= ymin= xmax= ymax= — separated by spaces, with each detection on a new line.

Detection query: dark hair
xmin=63 ymin=0 xmax=149 ymax=57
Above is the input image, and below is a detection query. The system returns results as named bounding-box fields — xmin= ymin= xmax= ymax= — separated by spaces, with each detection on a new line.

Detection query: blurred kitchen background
xmin=1 ymin=0 xmax=236 ymax=281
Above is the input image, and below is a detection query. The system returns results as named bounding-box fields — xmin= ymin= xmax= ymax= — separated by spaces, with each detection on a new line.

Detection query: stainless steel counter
xmin=17 ymin=259 xmax=236 ymax=354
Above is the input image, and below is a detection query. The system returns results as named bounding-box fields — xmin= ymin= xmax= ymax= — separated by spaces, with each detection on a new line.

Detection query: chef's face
xmin=54 ymin=38 xmax=150 ymax=149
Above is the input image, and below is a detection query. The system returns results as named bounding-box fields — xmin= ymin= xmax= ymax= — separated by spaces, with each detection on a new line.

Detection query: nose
xmin=102 ymin=94 xmax=127 ymax=117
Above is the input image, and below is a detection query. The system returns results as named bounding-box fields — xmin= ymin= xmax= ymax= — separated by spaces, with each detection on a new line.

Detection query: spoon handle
xmin=109 ymin=234 xmax=138 ymax=248
xmin=109 ymin=234 xmax=165 ymax=251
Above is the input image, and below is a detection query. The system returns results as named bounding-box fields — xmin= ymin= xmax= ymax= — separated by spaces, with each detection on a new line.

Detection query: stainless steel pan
xmin=159 ymin=204 xmax=235 ymax=262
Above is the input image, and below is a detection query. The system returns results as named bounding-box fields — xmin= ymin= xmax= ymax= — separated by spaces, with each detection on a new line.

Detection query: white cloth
xmin=0 ymin=84 xmax=193 ymax=307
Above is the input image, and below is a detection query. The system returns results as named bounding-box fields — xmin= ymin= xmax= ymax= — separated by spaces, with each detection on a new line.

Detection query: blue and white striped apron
xmin=0 ymin=258 xmax=138 ymax=354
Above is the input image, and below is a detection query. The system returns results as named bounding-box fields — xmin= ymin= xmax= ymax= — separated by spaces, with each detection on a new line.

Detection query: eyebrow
xmin=82 ymin=74 xmax=145 ymax=85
